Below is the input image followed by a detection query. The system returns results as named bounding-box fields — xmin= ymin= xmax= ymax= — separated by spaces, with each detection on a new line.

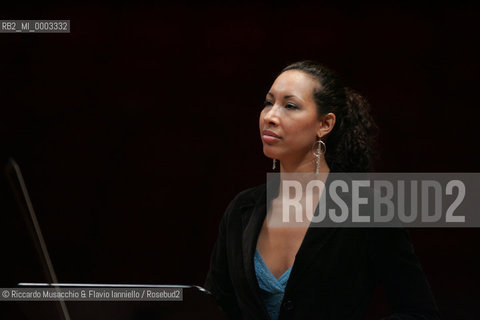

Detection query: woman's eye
xmin=263 ymin=100 xmax=273 ymax=107
xmin=285 ymin=103 xmax=299 ymax=110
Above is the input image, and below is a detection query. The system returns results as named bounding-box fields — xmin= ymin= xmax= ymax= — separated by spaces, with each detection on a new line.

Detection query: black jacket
xmin=204 ymin=183 xmax=441 ymax=320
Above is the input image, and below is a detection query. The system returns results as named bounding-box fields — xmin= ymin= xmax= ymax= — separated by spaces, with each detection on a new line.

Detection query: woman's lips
xmin=262 ymin=130 xmax=281 ymax=143
xmin=262 ymin=135 xmax=280 ymax=143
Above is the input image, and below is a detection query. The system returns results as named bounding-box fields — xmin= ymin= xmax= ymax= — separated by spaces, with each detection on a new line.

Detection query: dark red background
xmin=1 ymin=1 xmax=479 ymax=319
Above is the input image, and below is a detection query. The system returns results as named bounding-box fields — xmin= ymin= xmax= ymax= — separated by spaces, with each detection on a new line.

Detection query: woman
xmin=204 ymin=61 xmax=440 ymax=320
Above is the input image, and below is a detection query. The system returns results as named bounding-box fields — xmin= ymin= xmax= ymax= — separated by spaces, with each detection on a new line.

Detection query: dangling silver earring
xmin=272 ymin=159 xmax=277 ymax=170
xmin=312 ymin=139 xmax=326 ymax=174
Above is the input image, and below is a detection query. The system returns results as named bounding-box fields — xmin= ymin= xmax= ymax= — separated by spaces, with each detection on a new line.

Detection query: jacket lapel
xmin=241 ymin=185 xmax=270 ymax=318
xmin=285 ymin=227 xmax=338 ymax=293
xmin=284 ymin=174 xmax=339 ymax=292
xmin=239 ymin=180 xmax=338 ymax=313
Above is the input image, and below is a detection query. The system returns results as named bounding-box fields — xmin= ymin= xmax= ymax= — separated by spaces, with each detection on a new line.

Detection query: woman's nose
xmin=263 ymin=105 xmax=280 ymax=126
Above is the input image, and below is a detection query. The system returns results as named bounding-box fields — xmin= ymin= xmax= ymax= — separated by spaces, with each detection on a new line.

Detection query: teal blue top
xmin=254 ymin=249 xmax=293 ymax=320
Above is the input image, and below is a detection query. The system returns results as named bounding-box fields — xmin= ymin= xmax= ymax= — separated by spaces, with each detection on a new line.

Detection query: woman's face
xmin=259 ymin=69 xmax=323 ymax=163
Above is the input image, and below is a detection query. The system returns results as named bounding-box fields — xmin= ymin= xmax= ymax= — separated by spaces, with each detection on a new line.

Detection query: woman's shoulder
xmin=227 ymin=183 xmax=266 ymax=209
xmin=216 ymin=183 xmax=266 ymax=232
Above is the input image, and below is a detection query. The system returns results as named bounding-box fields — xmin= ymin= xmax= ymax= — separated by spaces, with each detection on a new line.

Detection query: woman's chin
xmin=262 ymin=148 xmax=280 ymax=160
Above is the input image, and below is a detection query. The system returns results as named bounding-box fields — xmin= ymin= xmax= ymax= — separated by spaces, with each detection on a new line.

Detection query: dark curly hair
xmin=281 ymin=60 xmax=378 ymax=172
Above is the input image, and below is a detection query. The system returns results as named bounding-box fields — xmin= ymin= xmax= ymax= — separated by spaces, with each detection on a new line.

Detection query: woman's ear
xmin=317 ymin=112 xmax=336 ymax=139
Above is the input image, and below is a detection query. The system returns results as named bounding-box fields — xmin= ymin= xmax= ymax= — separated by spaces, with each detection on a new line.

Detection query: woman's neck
xmin=279 ymin=156 xmax=330 ymax=174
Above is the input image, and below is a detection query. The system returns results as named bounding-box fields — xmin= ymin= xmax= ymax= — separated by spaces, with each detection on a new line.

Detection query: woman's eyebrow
xmin=267 ymin=92 xmax=302 ymax=101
